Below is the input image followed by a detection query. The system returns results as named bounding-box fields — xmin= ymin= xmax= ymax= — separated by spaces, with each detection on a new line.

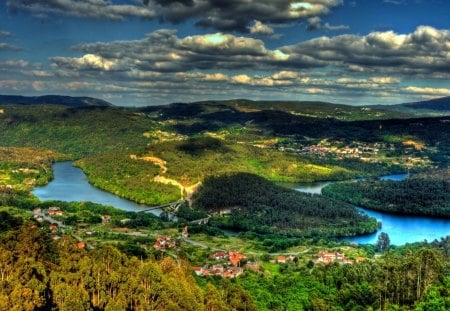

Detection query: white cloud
xmin=404 ymin=86 xmax=450 ymax=96
xmin=250 ymin=20 xmax=274 ymax=35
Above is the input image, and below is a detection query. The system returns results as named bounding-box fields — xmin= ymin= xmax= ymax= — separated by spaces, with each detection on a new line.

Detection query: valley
xmin=0 ymin=97 xmax=449 ymax=310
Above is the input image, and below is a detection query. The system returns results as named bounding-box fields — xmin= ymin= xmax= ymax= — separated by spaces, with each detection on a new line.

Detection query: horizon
xmin=1 ymin=1 xmax=450 ymax=106
xmin=0 ymin=93 xmax=448 ymax=108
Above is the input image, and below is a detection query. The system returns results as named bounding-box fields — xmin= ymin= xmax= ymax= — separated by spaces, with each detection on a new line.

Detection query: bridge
xmin=190 ymin=215 xmax=211 ymax=225
xmin=138 ymin=199 xmax=186 ymax=214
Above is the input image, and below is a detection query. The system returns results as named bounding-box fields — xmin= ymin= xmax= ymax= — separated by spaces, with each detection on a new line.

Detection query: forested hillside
xmin=193 ymin=173 xmax=378 ymax=237
xmin=323 ymin=170 xmax=450 ymax=217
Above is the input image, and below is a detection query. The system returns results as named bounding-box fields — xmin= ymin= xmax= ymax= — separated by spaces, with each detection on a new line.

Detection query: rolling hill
xmin=370 ymin=96 xmax=450 ymax=116
xmin=0 ymin=95 xmax=112 ymax=108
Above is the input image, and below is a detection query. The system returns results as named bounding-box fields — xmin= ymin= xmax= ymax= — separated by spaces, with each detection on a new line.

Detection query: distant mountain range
xmin=1 ymin=94 xmax=449 ymax=118
xmin=369 ymin=96 xmax=450 ymax=116
xmin=0 ymin=95 xmax=112 ymax=108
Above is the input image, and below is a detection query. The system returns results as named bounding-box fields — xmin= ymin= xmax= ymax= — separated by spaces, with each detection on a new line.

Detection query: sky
xmin=0 ymin=0 xmax=449 ymax=107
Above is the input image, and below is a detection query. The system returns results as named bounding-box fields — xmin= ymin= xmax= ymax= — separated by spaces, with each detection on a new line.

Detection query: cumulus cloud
xmin=250 ymin=20 xmax=274 ymax=35
xmin=8 ymin=0 xmax=343 ymax=32
xmin=4 ymin=26 xmax=449 ymax=105
xmin=49 ymin=26 xmax=450 ymax=85
xmin=283 ymin=26 xmax=450 ymax=75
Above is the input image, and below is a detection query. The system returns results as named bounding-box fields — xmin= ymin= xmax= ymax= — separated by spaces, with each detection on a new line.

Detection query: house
xmin=182 ymin=225 xmax=189 ymax=239
xmin=33 ymin=207 xmax=41 ymax=214
xmin=85 ymin=229 xmax=94 ymax=235
xmin=229 ymin=252 xmax=246 ymax=267
xmin=210 ymin=251 xmax=228 ymax=261
xmin=317 ymin=251 xmax=345 ymax=265
xmin=223 ymin=267 xmax=243 ymax=278
xmin=193 ymin=266 xmax=203 ymax=276
xmin=49 ymin=224 xmax=58 ymax=232
xmin=101 ymin=214 xmax=111 ymax=224
xmin=55 ymin=210 xmax=64 ymax=216
xmin=153 ymin=236 xmax=176 ymax=251
xmin=276 ymin=256 xmax=286 ymax=264
xmin=77 ymin=241 xmax=86 ymax=249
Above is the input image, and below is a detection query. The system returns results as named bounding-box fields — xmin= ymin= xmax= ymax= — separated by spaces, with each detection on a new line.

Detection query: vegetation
xmin=323 ymin=170 xmax=450 ymax=217
xmin=0 ymin=98 xmax=449 ymax=310
xmin=76 ymin=153 xmax=180 ymax=205
xmin=0 ymin=105 xmax=151 ymax=157
xmin=0 ymin=219 xmax=256 ymax=310
xmin=0 ymin=147 xmax=63 ymax=190
xmin=193 ymin=173 xmax=378 ymax=237
xmin=235 ymin=245 xmax=449 ymax=310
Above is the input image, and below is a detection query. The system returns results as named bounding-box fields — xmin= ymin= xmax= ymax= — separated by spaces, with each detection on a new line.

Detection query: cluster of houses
xmin=32 ymin=206 xmax=63 ymax=223
xmin=193 ymin=251 xmax=248 ymax=278
xmin=316 ymin=251 xmax=365 ymax=265
xmin=153 ymin=236 xmax=177 ymax=251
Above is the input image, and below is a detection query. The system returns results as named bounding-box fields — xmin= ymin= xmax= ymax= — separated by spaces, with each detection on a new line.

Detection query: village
xmin=31 ymin=206 xmax=368 ymax=279
xmin=276 ymin=139 xmax=430 ymax=167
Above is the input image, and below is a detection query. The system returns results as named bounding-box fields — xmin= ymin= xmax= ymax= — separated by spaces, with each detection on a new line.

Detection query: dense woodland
xmin=323 ymin=171 xmax=450 ymax=217
xmin=0 ymin=219 xmax=255 ymax=311
xmin=193 ymin=173 xmax=378 ymax=238
xmin=0 ymin=213 xmax=450 ymax=310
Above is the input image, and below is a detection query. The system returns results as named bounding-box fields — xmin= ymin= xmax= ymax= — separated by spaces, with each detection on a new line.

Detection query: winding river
xmin=33 ymin=162 xmax=163 ymax=216
xmin=292 ymin=174 xmax=450 ymax=245
xmin=34 ymin=162 xmax=450 ymax=245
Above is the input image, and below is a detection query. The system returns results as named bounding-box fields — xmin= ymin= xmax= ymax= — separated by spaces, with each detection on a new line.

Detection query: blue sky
xmin=0 ymin=0 xmax=449 ymax=106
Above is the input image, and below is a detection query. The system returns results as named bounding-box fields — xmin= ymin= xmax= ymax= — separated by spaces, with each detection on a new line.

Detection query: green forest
xmin=193 ymin=173 xmax=378 ymax=238
xmin=323 ymin=170 xmax=450 ymax=217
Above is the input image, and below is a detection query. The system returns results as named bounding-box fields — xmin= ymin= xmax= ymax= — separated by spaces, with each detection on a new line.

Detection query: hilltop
xmin=369 ymin=96 xmax=450 ymax=117
xmin=0 ymin=95 xmax=112 ymax=108
xmin=143 ymin=99 xmax=412 ymax=121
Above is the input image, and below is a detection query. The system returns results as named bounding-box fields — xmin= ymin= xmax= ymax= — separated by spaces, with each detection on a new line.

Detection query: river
xmin=34 ymin=163 xmax=450 ymax=245
xmin=33 ymin=161 xmax=163 ymax=216
xmin=291 ymin=174 xmax=450 ymax=245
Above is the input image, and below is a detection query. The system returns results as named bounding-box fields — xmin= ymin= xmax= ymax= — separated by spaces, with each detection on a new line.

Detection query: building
xmin=153 ymin=236 xmax=176 ymax=251
xmin=101 ymin=214 xmax=111 ymax=224
xmin=229 ymin=252 xmax=246 ymax=267
xmin=316 ymin=251 xmax=345 ymax=265
xmin=182 ymin=225 xmax=189 ymax=239
xmin=210 ymin=251 xmax=228 ymax=261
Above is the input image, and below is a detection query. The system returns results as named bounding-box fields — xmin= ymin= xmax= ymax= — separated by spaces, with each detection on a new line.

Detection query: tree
xmin=376 ymin=232 xmax=390 ymax=253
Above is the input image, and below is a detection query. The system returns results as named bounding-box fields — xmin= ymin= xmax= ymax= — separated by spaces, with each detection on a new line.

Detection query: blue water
xmin=293 ymin=174 xmax=450 ymax=245
xmin=33 ymin=162 xmax=162 ymax=215
xmin=348 ymin=208 xmax=450 ymax=245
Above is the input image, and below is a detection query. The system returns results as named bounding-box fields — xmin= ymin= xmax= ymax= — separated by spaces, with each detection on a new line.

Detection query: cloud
xmin=8 ymin=0 xmax=343 ymax=32
xmin=7 ymin=0 xmax=155 ymax=20
xmin=0 ymin=60 xmax=29 ymax=68
xmin=0 ymin=31 xmax=13 ymax=37
xmin=0 ymin=42 xmax=21 ymax=52
xmin=283 ymin=26 xmax=450 ymax=75
xmin=250 ymin=20 xmax=274 ymax=35
xmin=404 ymin=86 xmax=450 ymax=97
xmin=4 ymin=26 xmax=449 ymax=105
